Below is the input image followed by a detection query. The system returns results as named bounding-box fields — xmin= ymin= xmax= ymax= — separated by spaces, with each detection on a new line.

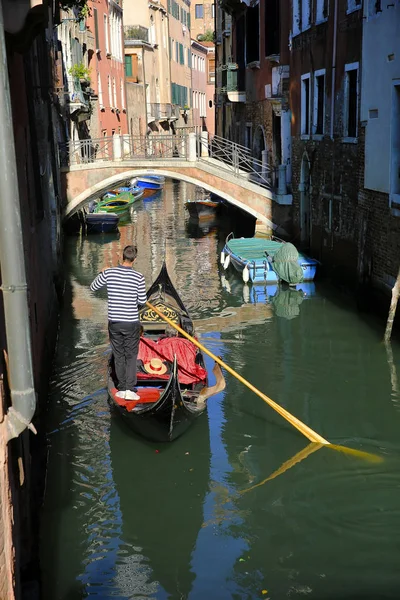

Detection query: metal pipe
xmin=0 ymin=2 xmax=37 ymax=441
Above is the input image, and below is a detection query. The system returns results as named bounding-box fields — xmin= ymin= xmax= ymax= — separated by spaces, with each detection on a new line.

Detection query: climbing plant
xmin=61 ymin=0 xmax=91 ymax=20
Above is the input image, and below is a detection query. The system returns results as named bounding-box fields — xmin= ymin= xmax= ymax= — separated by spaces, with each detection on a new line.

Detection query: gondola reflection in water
xmin=108 ymin=262 xmax=225 ymax=442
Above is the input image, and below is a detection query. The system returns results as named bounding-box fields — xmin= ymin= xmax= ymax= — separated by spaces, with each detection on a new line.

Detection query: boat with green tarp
xmin=93 ymin=189 xmax=144 ymax=214
xmin=222 ymin=234 xmax=319 ymax=284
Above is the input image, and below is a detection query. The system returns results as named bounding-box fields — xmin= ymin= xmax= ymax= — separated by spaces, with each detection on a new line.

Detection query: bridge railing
xmin=59 ymin=134 xmax=189 ymax=167
xmin=197 ymin=133 xmax=277 ymax=191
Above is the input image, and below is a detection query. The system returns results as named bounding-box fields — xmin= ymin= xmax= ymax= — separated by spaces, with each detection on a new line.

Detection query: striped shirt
xmin=90 ymin=265 xmax=147 ymax=322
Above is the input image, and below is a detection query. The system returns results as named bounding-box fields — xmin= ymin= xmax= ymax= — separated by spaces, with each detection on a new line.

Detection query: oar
xmin=145 ymin=301 xmax=382 ymax=463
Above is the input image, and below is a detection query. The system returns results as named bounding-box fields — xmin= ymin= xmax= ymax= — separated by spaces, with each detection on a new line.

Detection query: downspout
xmin=330 ymin=0 xmax=338 ymax=139
xmin=0 ymin=3 xmax=37 ymax=441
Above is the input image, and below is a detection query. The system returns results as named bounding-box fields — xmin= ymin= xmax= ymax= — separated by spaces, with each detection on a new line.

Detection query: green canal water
xmin=40 ymin=180 xmax=400 ymax=599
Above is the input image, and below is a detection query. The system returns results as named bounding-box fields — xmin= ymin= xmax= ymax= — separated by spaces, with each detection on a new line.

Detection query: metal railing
xmin=59 ymin=132 xmax=282 ymax=193
xmin=198 ymin=134 xmax=276 ymax=191
xmin=59 ymin=134 xmax=189 ymax=167
xmin=124 ymin=25 xmax=149 ymax=42
xmin=147 ymin=103 xmax=178 ymax=121
xmin=65 ymin=77 xmax=89 ymax=107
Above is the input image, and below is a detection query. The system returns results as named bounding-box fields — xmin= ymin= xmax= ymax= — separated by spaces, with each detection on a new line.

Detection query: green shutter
xmin=125 ymin=55 xmax=132 ymax=77
xmin=179 ymin=43 xmax=184 ymax=65
xmin=167 ymin=0 xmax=171 ymax=13
xmin=94 ymin=8 xmax=99 ymax=48
xmin=227 ymin=69 xmax=238 ymax=91
xmin=183 ymin=87 xmax=188 ymax=107
xmin=187 ymin=48 xmax=191 ymax=68
xmin=168 ymin=36 xmax=172 ymax=58
xmin=187 ymin=13 xmax=191 ymax=30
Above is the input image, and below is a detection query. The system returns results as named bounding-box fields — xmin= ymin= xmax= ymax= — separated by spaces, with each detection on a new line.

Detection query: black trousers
xmin=108 ymin=321 xmax=141 ymax=391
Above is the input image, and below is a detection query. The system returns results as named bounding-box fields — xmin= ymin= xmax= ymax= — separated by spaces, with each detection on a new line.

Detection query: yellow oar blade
xmin=328 ymin=444 xmax=384 ymax=463
xmin=145 ymin=301 xmax=383 ymax=464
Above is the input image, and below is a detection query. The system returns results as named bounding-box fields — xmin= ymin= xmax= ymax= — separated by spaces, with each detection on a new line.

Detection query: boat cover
xmin=271 ymin=242 xmax=304 ymax=284
xmin=138 ymin=337 xmax=207 ymax=384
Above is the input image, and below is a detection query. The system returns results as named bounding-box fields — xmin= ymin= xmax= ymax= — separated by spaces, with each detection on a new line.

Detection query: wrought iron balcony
xmin=124 ymin=25 xmax=149 ymax=43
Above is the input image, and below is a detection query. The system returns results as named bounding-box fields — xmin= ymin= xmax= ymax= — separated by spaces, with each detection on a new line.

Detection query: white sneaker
xmin=124 ymin=390 xmax=140 ymax=400
xmin=115 ymin=390 xmax=127 ymax=399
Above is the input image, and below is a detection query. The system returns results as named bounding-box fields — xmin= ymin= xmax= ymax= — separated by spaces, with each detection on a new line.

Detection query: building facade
xmin=168 ymin=0 xmax=194 ymax=131
xmin=191 ymin=39 xmax=207 ymax=134
xmin=190 ymin=0 xmax=215 ymax=40
xmin=290 ymin=0 xmax=363 ymax=283
xmin=357 ymin=0 xmax=400 ymax=294
xmin=124 ymin=0 xmax=177 ymax=136
xmin=87 ymin=0 xmax=128 ymax=138
xmin=216 ymin=0 xmax=292 ymax=229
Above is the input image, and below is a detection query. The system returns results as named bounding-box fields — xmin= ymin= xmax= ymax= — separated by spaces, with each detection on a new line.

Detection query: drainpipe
xmin=0 ymin=3 xmax=37 ymax=441
xmin=330 ymin=0 xmax=338 ymax=139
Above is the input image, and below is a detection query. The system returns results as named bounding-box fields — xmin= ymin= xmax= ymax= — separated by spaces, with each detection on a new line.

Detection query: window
xmin=125 ymin=54 xmax=138 ymax=82
xmin=113 ymin=77 xmax=117 ymax=108
xmin=150 ymin=14 xmax=156 ymax=45
xmin=175 ymin=41 xmax=179 ymax=62
xmin=302 ymin=0 xmax=310 ymax=32
xmin=301 ymin=73 xmax=311 ymax=136
xmin=93 ymin=8 xmax=99 ymax=49
xmin=313 ymin=70 xmax=325 ymax=135
xmin=344 ymin=63 xmax=358 ymax=138
xmin=347 ymin=0 xmax=362 ymax=12
xmin=293 ymin=0 xmax=311 ymax=35
xmin=212 ymin=3 xmax=215 ymax=18
xmin=208 ymin=57 xmax=215 ymax=83
xmin=246 ymin=3 xmax=260 ymax=64
xmin=265 ymin=0 xmax=280 ymax=56
xmin=316 ymin=0 xmax=329 ymax=22
xmin=98 ymin=73 xmax=103 ymax=107
xmin=293 ymin=0 xmax=300 ymax=35
xmin=195 ymin=4 xmax=204 ymax=18
xmin=209 ymin=99 xmax=213 ymax=108
xmin=120 ymin=79 xmax=125 ymax=110
xmin=245 ymin=124 xmax=252 ymax=149
xmin=108 ymin=75 xmax=112 ymax=107
xmin=179 ymin=43 xmax=185 ymax=65
xmin=104 ymin=14 xmax=110 ymax=54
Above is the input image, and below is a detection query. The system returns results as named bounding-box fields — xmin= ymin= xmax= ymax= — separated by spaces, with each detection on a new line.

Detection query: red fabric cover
xmin=138 ymin=337 xmax=207 ymax=384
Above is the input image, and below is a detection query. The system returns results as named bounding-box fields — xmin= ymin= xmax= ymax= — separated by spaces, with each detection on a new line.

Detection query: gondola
xmin=107 ymin=262 xmax=224 ymax=442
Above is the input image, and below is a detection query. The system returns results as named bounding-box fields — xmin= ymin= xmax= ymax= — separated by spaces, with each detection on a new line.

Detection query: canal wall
xmin=0 ymin=9 xmax=63 ymax=600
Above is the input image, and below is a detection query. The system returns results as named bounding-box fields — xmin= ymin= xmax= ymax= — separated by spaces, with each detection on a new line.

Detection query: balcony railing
xmin=124 ymin=25 xmax=149 ymax=43
xmin=147 ymin=103 xmax=180 ymax=121
xmin=65 ymin=77 xmax=89 ymax=110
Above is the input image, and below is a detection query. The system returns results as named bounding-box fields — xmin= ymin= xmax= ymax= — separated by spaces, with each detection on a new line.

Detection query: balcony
xmin=124 ymin=25 xmax=149 ymax=43
xmin=147 ymin=103 xmax=180 ymax=123
xmin=217 ymin=64 xmax=246 ymax=102
xmin=65 ymin=78 xmax=90 ymax=120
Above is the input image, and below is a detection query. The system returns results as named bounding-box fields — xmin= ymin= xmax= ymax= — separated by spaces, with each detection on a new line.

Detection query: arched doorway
xmin=299 ymin=154 xmax=311 ymax=246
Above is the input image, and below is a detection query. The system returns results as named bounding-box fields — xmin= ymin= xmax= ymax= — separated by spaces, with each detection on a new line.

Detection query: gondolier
xmin=90 ymin=245 xmax=147 ymax=400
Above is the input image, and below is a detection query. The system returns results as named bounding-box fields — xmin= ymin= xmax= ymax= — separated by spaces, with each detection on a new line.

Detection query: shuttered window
xmin=125 ymin=54 xmax=138 ymax=82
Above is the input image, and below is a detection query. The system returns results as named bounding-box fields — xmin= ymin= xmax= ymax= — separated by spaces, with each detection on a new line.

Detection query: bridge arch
xmin=64 ymin=168 xmax=265 ymax=226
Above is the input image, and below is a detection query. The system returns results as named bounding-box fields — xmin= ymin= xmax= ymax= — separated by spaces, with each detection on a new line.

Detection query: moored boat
xmin=135 ymin=174 xmax=165 ymax=191
xmin=185 ymin=198 xmax=220 ymax=220
xmin=222 ymin=234 xmax=319 ymax=284
xmin=93 ymin=189 xmax=144 ymax=214
xmin=107 ymin=262 xmax=225 ymax=442
xmin=84 ymin=211 xmax=119 ymax=234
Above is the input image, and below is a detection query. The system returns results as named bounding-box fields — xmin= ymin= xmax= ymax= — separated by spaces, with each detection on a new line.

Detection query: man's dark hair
xmin=123 ymin=245 xmax=137 ymax=263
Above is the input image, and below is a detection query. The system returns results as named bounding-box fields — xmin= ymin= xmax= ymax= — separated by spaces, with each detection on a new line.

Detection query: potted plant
xmin=68 ymin=63 xmax=91 ymax=85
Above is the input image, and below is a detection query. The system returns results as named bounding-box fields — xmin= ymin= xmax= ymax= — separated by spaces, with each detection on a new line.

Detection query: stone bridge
xmin=60 ymin=133 xmax=292 ymax=235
